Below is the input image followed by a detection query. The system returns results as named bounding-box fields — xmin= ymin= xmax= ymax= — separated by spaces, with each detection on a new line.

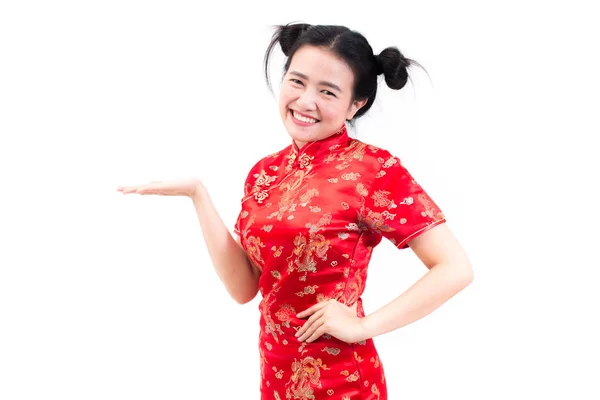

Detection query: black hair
xmin=264 ymin=22 xmax=427 ymax=123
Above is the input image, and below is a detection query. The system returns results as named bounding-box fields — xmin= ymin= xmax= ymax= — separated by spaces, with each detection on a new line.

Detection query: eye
xmin=322 ymin=90 xmax=336 ymax=97
xmin=290 ymin=79 xmax=303 ymax=85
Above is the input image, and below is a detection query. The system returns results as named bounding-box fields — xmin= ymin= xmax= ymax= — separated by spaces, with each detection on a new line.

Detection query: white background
xmin=1 ymin=1 xmax=598 ymax=399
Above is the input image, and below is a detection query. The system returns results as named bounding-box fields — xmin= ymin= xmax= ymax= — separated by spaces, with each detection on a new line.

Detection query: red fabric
xmin=235 ymin=124 xmax=446 ymax=399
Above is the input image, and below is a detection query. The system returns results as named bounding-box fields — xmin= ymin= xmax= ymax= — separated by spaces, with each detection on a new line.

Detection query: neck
xmin=291 ymin=124 xmax=347 ymax=151
xmin=293 ymin=139 xmax=308 ymax=149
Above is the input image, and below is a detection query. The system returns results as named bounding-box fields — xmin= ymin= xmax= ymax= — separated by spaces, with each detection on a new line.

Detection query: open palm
xmin=116 ymin=178 xmax=204 ymax=198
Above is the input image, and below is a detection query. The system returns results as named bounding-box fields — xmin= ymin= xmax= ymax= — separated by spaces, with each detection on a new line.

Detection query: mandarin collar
xmin=290 ymin=124 xmax=350 ymax=159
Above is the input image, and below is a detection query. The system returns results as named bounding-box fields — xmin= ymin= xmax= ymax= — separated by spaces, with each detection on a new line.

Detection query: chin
xmin=287 ymin=126 xmax=317 ymax=142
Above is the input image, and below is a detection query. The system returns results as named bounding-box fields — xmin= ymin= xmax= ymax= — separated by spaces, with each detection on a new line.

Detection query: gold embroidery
xmin=298 ymin=153 xmax=314 ymax=170
xmin=341 ymin=172 xmax=360 ymax=180
xmin=271 ymin=245 xmax=283 ymax=257
xmin=255 ymin=170 xmax=277 ymax=187
xmin=371 ymin=189 xmax=392 ymax=208
xmin=275 ymin=304 xmax=297 ymax=328
xmin=255 ymin=190 xmax=269 ymax=203
xmin=371 ymin=383 xmax=382 ymax=399
xmin=356 ymin=182 xmax=368 ymax=196
xmin=354 ymin=351 xmax=363 ymax=363
xmin=322 ymin=347 xmax=341 ymax=356
xmin=286 ymin=356 xmax=331 ymax=400
xmin=295 ymin=285 xmax=319 ymax=297
xmin=275 ymin=369 xmax=284 ymax=379
xmin=346 ymin=371 xmax=360 ymax=382
xmin=260 ymin=288 xmax=285 ymax=343
xmin=371 ymin=356 xmax=381 ymax=368
xmin=381 ymin=156 xmax=398 ymax=168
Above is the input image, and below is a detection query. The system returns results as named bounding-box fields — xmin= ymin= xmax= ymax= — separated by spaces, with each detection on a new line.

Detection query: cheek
xmin=320 ymin=102 xmax=345 ymax=122
xmin=278 ymin=87 xmax=295 ymax=109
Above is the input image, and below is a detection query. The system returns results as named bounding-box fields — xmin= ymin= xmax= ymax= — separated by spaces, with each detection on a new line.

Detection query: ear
xmin=346 ymin=98 xmax=368 ymax=120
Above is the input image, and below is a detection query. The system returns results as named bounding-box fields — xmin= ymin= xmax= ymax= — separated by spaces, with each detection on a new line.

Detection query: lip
xmin=289 ymin=109 xmax=320 ymax=126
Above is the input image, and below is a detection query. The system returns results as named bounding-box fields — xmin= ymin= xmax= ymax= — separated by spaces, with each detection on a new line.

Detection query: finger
xmin=296 ymin=309 xmax=325 ymax=339
xmin=298 ymin=316 xmax=325 ymax=342
xmin=296 ymin=301 xmax=328 ymax=318
xmin=118 ymin=184 xmax=145 ymax=192
xmin=296 ymin=308 xmax=324 ymax=337
xmin=305 ymin=322 xmax=326 ymax=343
xmin=137 ymin=188 xmax=162 ymax=195
xmin=136 ymin=183 xmax=162 ymax=194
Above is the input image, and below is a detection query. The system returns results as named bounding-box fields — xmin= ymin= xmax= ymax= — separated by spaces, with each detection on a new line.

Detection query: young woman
xmin=118 ymin=22 xmax=473 ymax=400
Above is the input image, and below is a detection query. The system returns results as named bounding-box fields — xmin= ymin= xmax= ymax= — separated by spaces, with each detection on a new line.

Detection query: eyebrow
xmin=289 ymin=71 xmax=342 ymax=93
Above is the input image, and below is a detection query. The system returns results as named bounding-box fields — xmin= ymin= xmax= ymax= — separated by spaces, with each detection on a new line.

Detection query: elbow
xmin=460 ymin=264 xmax=474 ymax=286
xmin=444 ymin=258 xmax=473 ymax=288
xmin=452 ymin=253 xmax=474 ymax=286
xmin=464 ymin=272 xmax=474 ymax=288
xmin=234 ymin=292 xmax=257 ymax=305
xmin=233 ymin=285 xmax=259 ymax=305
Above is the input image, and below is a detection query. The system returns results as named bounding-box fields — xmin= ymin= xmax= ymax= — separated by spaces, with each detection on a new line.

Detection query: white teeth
xmin=292 ymin=110 xmax=317 ymax=123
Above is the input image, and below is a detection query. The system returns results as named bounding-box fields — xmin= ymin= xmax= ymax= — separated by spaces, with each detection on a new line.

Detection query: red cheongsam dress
xmin=234 ymin=124 xmax=446 ymax=400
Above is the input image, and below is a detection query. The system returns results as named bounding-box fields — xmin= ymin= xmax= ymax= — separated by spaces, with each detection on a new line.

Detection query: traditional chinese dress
xmin=234 ymin=124 xmax=446 ymax=399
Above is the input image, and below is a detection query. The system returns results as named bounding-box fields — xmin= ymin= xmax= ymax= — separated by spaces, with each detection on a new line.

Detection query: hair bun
xmin=377 ymin=47 xmax=411 ymax=90
xmin=279 ymin=23 xmax=311 ymax=56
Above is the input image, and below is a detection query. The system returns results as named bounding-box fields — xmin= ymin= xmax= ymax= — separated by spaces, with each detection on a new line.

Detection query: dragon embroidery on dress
xmin=260 ymin=287 xmax=285 ymax=343
xmin=270 ymin=168 xmax=318 ymax=222
xmin=285 ymin=356 xmax=331 ymax=400
xmin=241 ymin=214 xmax=266 ymax=269
xmin=340 ymin=267 xmax=365 ymax=306
xmin=286 ymin=213 xmax=333 ymax=280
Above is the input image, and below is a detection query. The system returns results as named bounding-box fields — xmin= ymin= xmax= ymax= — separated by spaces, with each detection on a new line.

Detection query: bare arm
xmin=191 ymin=184 xmax=260 ymax=304
xmin=361 ymin=223 xmax=474 ymax=339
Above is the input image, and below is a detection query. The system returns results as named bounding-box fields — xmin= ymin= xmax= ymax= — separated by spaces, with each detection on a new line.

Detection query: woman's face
xmin=278 ymin=45 xmax=367 ymax=148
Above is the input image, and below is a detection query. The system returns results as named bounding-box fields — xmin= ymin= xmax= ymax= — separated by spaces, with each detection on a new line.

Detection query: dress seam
xmin=351 ymin=342 xmax=366 ymax=399
xmin=348 ymin=232 xmax=366 ymax=398
xmin=340 ymin=231 xmax=364 ymax=304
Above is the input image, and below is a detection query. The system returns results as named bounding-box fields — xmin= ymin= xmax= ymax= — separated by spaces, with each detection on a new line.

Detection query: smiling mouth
xmin=290 ymin=109 xmax=320 ymax=123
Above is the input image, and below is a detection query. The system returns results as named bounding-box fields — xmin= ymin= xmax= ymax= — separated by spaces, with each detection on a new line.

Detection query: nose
xmin=296 ymin=88 xmax=317 ymax=110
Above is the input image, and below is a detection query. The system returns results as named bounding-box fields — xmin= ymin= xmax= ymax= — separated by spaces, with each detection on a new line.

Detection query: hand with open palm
xmin=116 ymin=178 xmax=206 ymax=200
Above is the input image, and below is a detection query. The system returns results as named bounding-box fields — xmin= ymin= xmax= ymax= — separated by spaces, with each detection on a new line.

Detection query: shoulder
xmin=241 ymin=145 xmax=292 ymax=196
xmin=348 ymin=137 xmax=406 ymax=176
xmin=244 ymin=145 xmax=291 ymax=178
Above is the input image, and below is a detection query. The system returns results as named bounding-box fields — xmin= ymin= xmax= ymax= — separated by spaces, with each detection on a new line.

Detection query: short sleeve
xmin=358 ymin=154 xmax=446 ymax=249
xmin=233 ymin=210 xmax=243 ymax=237
xmin=233 ymin=162 xmax=260 ymax=237
xmin=233 ymin=181 xmax=250 ymax=237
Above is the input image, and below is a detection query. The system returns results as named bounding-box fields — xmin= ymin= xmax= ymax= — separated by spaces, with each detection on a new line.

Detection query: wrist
xmin=359 ymin=314 xmax=374 ymax=341
xmin=190 ymin=183 xmax=207 ymax=203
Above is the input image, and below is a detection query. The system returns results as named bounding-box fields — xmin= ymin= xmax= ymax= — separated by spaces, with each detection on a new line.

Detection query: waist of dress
xmin=258 ymin=312 xmax=365 ymax=357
